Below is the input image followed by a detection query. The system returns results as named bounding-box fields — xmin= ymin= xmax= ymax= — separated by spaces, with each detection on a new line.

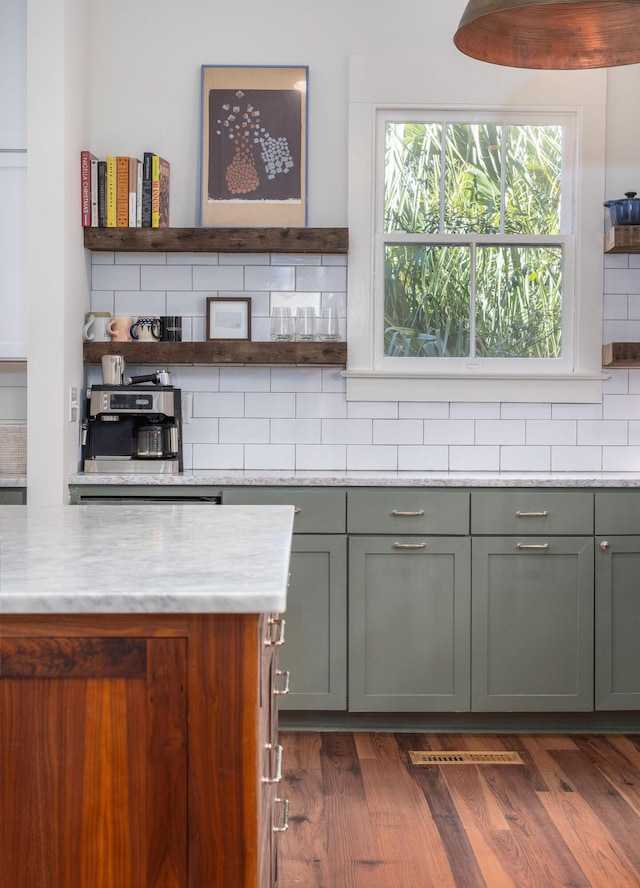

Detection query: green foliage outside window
xmin=383 ymin=122 xmax=563 ymax=358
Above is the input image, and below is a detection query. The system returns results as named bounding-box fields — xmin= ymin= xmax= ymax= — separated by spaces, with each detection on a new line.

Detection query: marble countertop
xmin=0 ymin=474 xmax=26 ymax=487
xmin=0 ymin=504 xmax=294 ymax=615
xmin=67 ymin=470 xmax=640 ymax=488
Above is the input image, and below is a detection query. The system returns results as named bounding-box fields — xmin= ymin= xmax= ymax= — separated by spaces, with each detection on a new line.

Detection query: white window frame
xmin=346 ymin=55 xmax=608 ymax=403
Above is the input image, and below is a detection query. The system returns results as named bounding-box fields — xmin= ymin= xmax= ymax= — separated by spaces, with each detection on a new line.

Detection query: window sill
xmin=343 ymin=372 xmax=607 ymax=403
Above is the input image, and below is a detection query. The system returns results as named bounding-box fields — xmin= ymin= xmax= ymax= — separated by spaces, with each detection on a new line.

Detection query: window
xmin=346 ymin=56 xmax=607 ymax=402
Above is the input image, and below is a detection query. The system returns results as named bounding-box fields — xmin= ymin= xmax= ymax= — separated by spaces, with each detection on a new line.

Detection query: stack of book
xmin=80 ymin=151 xmax=170 ymax=228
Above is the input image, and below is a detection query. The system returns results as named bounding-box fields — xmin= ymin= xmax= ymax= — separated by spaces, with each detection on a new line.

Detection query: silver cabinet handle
xmin=392 ymin=509 xmax=425 ymax=517
xmin=265 ymin=617 xmax=286 ymax=646
xmin=262 ymin=743 xmax=283 ymax=784
xmin=273 ymin=797 xmax=290 ymax=832
xmin=393 ymin=542 xmax=427 ymax=550
xmin=516 ymin=543 xmax=549 ymax=550
xmin=274 ymin=669 xmax=290 ymax=695
xmin=294 ymin=507 xmax=302 ymax=515
xmin=516 ymin=511 xmax=549 ymax=518
xmin=600 ymin=540 xmax=610 ymax=551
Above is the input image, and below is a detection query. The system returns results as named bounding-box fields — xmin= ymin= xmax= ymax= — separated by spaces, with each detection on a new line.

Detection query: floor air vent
xmin=409 ymin=750 xmax=524 ymax=766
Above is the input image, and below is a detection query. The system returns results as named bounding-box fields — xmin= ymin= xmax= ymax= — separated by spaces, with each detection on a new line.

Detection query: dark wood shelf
xmin=603 ymin=342 xmax=640 ymax=367
xmin=604 ymin=226 xmax=640 ymax=253
xmin=83 ymin=340 xmax=347 ymax=366
xmin=84 ymin=226 xmax=348 ymax=254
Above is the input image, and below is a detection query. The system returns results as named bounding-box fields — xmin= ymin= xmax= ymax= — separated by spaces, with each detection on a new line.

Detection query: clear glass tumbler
xmin=296 ymin=306 xmax=317 ymax=341
xmin=319 ymin=306 xmax=341 ymax=340
xmin=270 ymin=306 xmax=295 ymax=341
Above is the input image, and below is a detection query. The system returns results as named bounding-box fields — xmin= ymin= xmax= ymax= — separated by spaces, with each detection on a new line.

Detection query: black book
xmin=97 ymin=160 xmax=107 ymax=227
xmin=142 ymin=152 xmax=153 ymax=227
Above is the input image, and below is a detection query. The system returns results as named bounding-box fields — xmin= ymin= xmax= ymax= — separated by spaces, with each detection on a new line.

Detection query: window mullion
xmin=469 ymin=241 xmax=477 ymax=360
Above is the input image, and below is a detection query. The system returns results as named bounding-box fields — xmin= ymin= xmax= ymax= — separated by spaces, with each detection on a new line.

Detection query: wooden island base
xmin=0 ymin=612 xmax=283 ymax=888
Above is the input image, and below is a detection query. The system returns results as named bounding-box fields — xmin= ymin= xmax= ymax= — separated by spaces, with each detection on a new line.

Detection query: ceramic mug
xmin=82 ymin=311 xmax=111 ymax=342
xmin=107 ymin=315 xmax=134 ymax=342
xmin=130 ymin=317 xmax=161 ymax=342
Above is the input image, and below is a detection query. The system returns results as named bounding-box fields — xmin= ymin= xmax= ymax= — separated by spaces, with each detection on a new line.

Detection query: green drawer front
xmin=347 ymin=489 xmax=470 ymax=535
xmin=595 ymin=490 xmax=640 ymax=535
xmin=221 ymin=488 xmax=346 ymax=533
xmin=471 ymin=490 xmax=593 ymax=535
xmin=0 ymin=488 xmax=26 ymax=504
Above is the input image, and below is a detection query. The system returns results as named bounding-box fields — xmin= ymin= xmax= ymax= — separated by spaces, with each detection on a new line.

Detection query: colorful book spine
xmin=105 ymin=155 xmax=117 ymax=227
xmin=80 ymin=150 xmax=96 ymax=227
xmin=151 ymin=154 xmax=160 ymax=228
xmin=90 ymin=156 xmax=99 ymax=227
xmin=141 ymin=152 xmax=153 ymax=227
xmin=158 ymin=157 xmax=170 ymax=228
xmin=116 ymin=156 xmax=129 ymax=227
xmin=136 ymin=161 xmax=143 ymax=227
xmin=97 ymin=161 xmax=107 ymax=227
xmin=128 ymin=157 xmax=139 ymax=228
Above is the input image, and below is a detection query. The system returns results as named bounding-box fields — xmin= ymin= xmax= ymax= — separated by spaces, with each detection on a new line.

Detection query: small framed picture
xmin=206 ymin=297 xmax=251 ymax=340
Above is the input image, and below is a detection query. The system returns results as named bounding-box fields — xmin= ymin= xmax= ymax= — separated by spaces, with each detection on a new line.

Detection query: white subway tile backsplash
xmin=577 ymin=420 xmax=628 ymax=446
xmin=296 ymin=392 xmax=348 ymax=419
xmin=347 ymin=445 xmax=397 ymax=471
xmin=219 ymin=418 xmax=270 ymax=444
xmin=526 ymin=419 xmax=576 ymax=445
xmin=551 ymin=446 xmax=602 ymax=472
xmin=296 ymin=444 xmax=347 ymax=471
xmin=602 ymin=446 xmax=640 ymax=471
xmin=245 ymin=444 xmax=295 ymax=470
xmin=322 ymin=418 xmax=372 ymax=445
xmin=476 ymin=419 xmax=525 ymax=445
xmin=500 ymin=446 xmax=550 ymax=472
xmin=220 ymin=367 xmax=271 ymax=392
xmin=372 ymin=419 xmax=423 ymax=445
xmin=423 ymin=420 xmax=474 ymax=445
xmin=244 ymin=265 xmax=295 ymax=291
xmin=93 ymin=264 xmax=140 ymax=290
xmin=271 ymin=419 xmax=321 ymax=445
xmin=245 ymin=392 xmax=296 ymax=418
xmin=450 ymin=445 xmax=500 ymax=471
xmin=397 ymin=445 xmax=449 ymax=471
xmin=84 ymin=251 xmax=640 ymax=477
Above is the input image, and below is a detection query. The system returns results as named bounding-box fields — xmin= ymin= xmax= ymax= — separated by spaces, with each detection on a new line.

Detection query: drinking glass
xmin=270 ymin=306 xmax=295 ymax=341
xmin=319 ymin=306 xmax=341 ymax=341
xmin=296 ymin=306 xmax=317 ymax=341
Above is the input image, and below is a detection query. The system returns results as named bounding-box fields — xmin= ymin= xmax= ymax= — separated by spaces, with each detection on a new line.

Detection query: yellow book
xmin=105 ymin=155 xmax=117 ymax=228
xmin=151 ymin=154 xmax=160 ymax=228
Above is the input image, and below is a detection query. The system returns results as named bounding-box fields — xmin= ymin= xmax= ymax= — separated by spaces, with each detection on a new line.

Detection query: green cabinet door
xmin=348 ymin=536 xmax=471 ymax=712
xmin=472 ymin=536 xmax=594 ymax=712
xmin=0 ymin=489 xmax=26 ymax=504
xmin=278 ymin=534 xmax=347 ymax=711
xmin=595 ymin=536 xmax=640 ymax=710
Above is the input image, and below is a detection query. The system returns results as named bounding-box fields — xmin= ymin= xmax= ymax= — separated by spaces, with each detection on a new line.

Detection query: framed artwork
xmin=200 ymin=65 xmax=308 ymax=228
xmin=206 ymin=297 xmax=251 ymax=340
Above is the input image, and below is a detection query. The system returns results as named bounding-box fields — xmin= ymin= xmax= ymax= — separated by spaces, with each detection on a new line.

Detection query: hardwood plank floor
xmin=278 ymin=732 xmax=640 ymax=888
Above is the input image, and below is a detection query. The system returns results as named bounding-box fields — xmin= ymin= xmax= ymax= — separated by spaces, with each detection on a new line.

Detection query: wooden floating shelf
xmin=84 ymin=226 xmax=349 ymax=254
xmin=603 ymin=342 xmax=640 ymax=367
xmin=604 ymin=226 xmax=640 ymax=253
xmin=83 ymin=340 xmax=347 ymax=366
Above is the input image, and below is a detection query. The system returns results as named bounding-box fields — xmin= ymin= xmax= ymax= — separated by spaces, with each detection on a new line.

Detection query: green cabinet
xmin=221 ymin=487 xmax=347 ymax=711
xmin=595 ymin=491 xmax=640 ymax=710
xmin=472 ymin=536 xmax=594 ymax=711
xmin=348 ymin=489 xmax=471 ymax=712
xmin=0 ymin=488 xmax=26 ymax=504
xmin=348 ymin=535 xmax=471 ymax=712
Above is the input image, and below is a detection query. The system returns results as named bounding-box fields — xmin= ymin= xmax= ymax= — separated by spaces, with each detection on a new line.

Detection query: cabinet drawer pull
xmin=392 ymin=509 xmax=425 ymax=517
xmin=265 ymin=617 xmax=286 ymax=647
xmin=515 ymin=510 xmax=549 ymax=518
xmin=600 ymin=540 xmax=610 ymax=551
xmin=516 ymin=543 xmax=549 ymax=550
xmin=262 ymin=743 xmax=284 ymax=784
xmin=273 ymin=797 xmax=290 ymax=832
xmin=294 ymin=507 xmax=302 ymax=515
xmin=393 ymin=542 xmax=427 ymax=550
xmin=274 ymin=669 xmax=290 ymax=695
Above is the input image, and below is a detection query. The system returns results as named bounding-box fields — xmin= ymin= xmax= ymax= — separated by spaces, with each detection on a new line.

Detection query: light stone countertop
xmin=67 ymin=470 xmax=640 ymax=488
xmin=0 ymin=474 xmax=26 ymax=487
xmin=0 ymin=504 xmax=294 ymax=614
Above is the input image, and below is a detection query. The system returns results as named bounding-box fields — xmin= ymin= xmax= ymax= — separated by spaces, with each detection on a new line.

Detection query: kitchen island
xmin=0 ymin=504 xmax=294 ymax=888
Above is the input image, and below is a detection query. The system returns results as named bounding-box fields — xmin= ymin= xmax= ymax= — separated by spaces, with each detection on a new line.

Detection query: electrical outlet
xmin=69 ymin=386 xmax=79 ymax=422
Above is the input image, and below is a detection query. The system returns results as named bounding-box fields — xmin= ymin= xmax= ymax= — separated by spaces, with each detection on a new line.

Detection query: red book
xmin=80 ymin=150 xmax=97 ymax=226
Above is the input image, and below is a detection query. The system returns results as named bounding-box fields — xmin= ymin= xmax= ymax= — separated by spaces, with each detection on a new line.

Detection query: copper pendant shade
xmin=454 ymin=0 xmax=640 ymax=69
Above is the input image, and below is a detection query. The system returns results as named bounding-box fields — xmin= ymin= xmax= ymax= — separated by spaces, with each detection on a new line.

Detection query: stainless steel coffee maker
xmin=82 ymin=358 xmax=183 ymax=474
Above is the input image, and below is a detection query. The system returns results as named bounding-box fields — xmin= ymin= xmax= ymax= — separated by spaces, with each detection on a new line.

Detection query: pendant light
xmin=454 ymin=0 xmax=640 ymax=69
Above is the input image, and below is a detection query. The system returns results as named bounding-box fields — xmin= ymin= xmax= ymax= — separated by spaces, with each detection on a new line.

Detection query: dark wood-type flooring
xmin=278 ymin=731 xmax=640 ymax=888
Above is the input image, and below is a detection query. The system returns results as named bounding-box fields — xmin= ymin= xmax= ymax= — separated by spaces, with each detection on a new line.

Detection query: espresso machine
xmin=82 ymin=362 xmax=183 ymax=474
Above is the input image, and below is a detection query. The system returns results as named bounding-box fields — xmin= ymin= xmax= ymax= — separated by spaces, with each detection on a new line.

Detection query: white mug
xmin=82 ymin=311 xmax=111 ymax=342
